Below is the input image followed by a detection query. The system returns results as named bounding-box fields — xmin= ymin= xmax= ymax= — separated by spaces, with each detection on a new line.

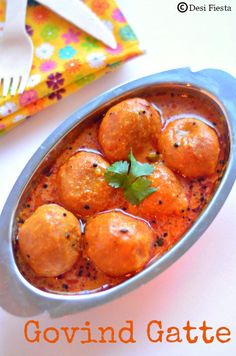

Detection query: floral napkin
xmin=0 ymin=0 xmax=142 ymax=135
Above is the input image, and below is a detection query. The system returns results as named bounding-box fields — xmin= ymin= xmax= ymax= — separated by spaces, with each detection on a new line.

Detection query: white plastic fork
xmin=0 ymin=0 xmax=33 ymax=97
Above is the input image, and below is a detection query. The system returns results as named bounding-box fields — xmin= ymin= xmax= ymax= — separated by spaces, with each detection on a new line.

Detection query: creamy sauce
xmin=14 ymin=88 xmax=229 ymax=295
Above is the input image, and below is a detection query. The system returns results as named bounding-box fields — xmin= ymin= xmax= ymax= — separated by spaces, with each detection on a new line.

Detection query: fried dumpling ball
xmin=159 ymin=118 xmax=220 ymax=177
xmin=85 ymin=210 xmax=154 ymax=277
xmin=57 ymin=151 xmax=120 ymax=218
xmin=98 ymin=98 xmax=162 ymax=162
xmin=18 ymin=204 xmax=81 ymax=277
xmin=129 ymin=162 xmax=188 ymax=218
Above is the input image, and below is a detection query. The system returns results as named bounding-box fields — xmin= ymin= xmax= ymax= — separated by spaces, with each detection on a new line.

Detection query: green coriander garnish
xmin=104 ymin=151 xmax=157 ymax=205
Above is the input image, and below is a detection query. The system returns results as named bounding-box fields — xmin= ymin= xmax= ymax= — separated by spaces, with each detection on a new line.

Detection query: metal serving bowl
xmin=1 ymin=67 xmax=236 ymax=318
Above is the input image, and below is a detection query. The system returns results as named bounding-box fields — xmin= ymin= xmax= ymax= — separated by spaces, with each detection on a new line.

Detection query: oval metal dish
xmin=1 ymin=67 xmax=236 ymax=317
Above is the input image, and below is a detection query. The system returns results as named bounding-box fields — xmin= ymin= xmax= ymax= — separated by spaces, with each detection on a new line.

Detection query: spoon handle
xmin=4 ymin=0 xmax=28 ymax=34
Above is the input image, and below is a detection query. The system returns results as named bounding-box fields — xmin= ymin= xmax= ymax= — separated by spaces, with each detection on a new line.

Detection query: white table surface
xmin=0 ymin=0 xmax=236 ymax=355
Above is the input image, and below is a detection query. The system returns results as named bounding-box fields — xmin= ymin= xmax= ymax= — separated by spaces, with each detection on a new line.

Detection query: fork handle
xmin=4 ymin=0 xmax=28 ymax=34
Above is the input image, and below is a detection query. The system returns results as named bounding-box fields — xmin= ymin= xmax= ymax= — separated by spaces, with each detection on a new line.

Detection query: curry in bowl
xmin=14 ymin=86 xmax=229 ymax=295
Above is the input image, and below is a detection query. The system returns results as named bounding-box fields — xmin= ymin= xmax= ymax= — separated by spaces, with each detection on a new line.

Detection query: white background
xmin=1 ymin=0 xmax=236 ymax=355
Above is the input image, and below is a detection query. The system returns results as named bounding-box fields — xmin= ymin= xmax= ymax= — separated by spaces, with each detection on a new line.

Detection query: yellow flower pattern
xmin=0 ymin=0 xmax=142 ymax=135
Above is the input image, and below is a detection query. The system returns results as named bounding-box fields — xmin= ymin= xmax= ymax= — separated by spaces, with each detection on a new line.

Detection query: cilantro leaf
xmin=104 ymin=151 xmax=157 ymax=205
xmin=104 ymin=160 xmax=129 ymax=188
xmin=124 ymin=177 xmax=157 ymax=205
xmin=129 ymin=151 xmax=155 ymax=177
xmin=106 ymin=160 xmax=129 ymax=175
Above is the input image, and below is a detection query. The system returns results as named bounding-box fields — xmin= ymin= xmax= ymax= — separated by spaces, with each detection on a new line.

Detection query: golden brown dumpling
xmin=128 ymin=162 xmax=188 ymax=218
xmin=98 ymin=98 xmax=162 ymax=162
xmin=18 ymin=204 xmax=81 ymax=277
xmin=159 ymin=118 xmax=220 ymax=177
xmin=57 ymin=151 xmax=122 ymax=218
xmin=85 ymin=210 xmax=154 ymax=277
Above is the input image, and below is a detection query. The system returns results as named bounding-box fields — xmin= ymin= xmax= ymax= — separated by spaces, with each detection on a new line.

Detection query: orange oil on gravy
xmin=14 ymin=88 xmax=229 ymax=295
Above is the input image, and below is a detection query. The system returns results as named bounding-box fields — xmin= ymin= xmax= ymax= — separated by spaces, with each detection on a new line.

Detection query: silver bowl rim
xmin=1 ymin=67 xmax=236 ymax=316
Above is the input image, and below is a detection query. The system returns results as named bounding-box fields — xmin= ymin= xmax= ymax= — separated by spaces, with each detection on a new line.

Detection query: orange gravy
xmin=14 ymin=88 xmax=229 ymax=295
